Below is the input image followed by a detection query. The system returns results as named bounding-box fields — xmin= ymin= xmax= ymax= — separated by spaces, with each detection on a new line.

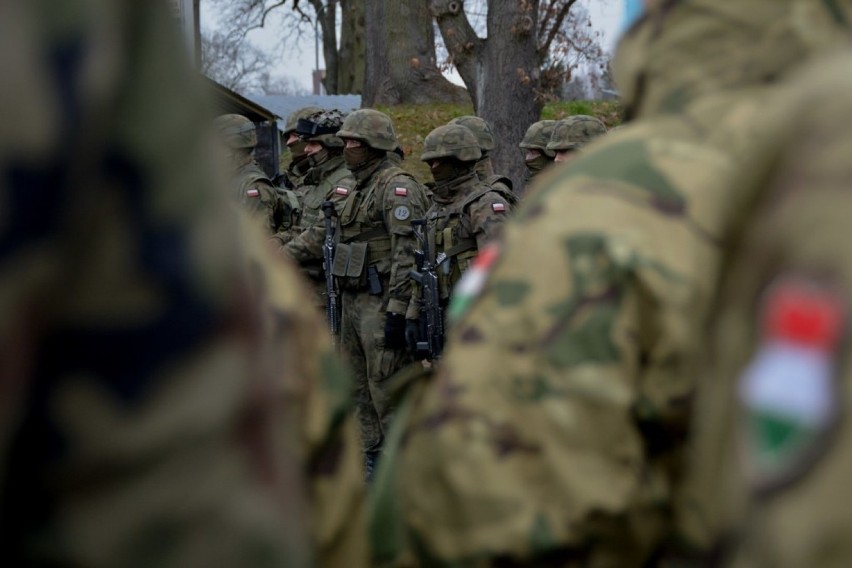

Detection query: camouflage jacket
xmin=233 ymin=157 xmax=281 ymax=233
xmin=423 ymin=172 xmax=514 ymax=301
xmin=335 ymin=156 xmax=430 ymax=319
xmin=279 ymin=154 xmax=356 ymax=268
xmin=0 ymin=2 xmax=366 ymax=566
xmin=369 ymin=1 xmax=852 ymax=566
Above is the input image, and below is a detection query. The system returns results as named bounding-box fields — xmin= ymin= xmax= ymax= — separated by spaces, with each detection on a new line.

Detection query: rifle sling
xmin=442 ymin=238 xmax=476 ymax=260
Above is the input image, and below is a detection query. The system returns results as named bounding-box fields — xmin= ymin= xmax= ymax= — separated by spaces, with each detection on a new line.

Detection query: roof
xmin=245 ymin=94 xmax=363 ymax=130
xmin=205 ymin=78 xmax=280 ymax=124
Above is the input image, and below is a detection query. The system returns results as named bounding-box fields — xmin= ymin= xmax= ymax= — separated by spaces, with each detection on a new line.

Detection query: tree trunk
xmin=319 ymin=0 xmax=339 ymax=94
xmin=337 ymin=0 xmax=365 ymax=93
xmin=432 ymin=0 xmax=542 ymax=191
xmin=363 ymin=0 xmax=468 ymax=106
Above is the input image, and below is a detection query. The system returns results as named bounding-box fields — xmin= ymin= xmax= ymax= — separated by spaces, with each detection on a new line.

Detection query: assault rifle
xmin=409 ymin=219 xmax=444 ymax=360
xmin=322 ymin=201 xmax=341 ymax=343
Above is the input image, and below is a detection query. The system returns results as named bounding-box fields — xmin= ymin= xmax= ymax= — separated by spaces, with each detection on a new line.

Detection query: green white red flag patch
xmin=448 ymin=242 xmax=501 ymax=324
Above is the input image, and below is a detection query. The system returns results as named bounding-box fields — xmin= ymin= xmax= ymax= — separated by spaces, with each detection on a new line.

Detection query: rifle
xmin=322 ymin=201 xmax=341 ymax=343
xmin=409 ymin=219 xmax=444 ymax=360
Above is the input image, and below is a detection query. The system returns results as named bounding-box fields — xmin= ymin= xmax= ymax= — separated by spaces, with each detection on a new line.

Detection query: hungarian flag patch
xmin=738 ymin=278 xmax=844 ymax=491
xmin=448 ymin=242 xmax=501 ymax=324
xmin=246 ymin=188 xmax=260 ymax=198
xmin=394 ymin=187 xmax=408 ymax=197
xmin=492 ymin=203 xmax=506 ymax=212
xmin=334 ymin=187 xmax=350 ymax=196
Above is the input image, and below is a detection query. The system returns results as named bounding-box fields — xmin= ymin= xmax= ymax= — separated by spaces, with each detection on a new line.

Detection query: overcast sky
xmin=202 ymin=0 xmax=624 ymax=93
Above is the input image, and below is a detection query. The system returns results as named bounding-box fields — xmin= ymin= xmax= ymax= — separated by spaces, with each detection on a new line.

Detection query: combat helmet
xmin=284 ymin=106 xmax=323 ymax=136
xmin=214 ymin=114 xmax=257 ymax=149
xmin=421 ymin=124 xmax=482 ymax=163
xmin=296 ymin=109 xmax=346 ymax=148
xmin=337 ymin=109 xmax=398 ymax=151
xmin=448 ymin=116 xmax=495 ymax=153
xmin=547 ymin=115 xmax=607 ymax=152
xmin=519 ymin=120 xmax=558 ymax=157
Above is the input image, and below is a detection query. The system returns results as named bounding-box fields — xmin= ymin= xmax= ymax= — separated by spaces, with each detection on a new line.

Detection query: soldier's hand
xmin=384 ymin=312 xmax=407 ymax=350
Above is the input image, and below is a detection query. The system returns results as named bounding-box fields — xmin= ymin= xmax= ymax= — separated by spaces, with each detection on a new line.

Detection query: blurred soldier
xmin=277 ymin=105 xmax=324 ymax=189
xmin=214 ymin=113 xmax=284 ymax=233
xmin=518 ymin=119 xmax=557 ymax=188
xmin=334 ymin=109 xmax=430 ymax=477
xmin=0 ymin=1 xmax=366 ymax=566
xmin=408 ymin=124 xmax=515 ymax=355
xmin=369 ymin=0 xmax=852 ymax=566
xmin=547 ymin=115 xmax=607 ymax=165
xmin=448 ymin=115 xmax=516 ymax=201
xmin=275 ymin=109 xmax=355 ymax=305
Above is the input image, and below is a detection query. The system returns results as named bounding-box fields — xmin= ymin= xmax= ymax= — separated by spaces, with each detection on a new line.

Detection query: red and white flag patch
xmin=492 ymin=202 xmax=506 ymax=212
xmin=394 ymin=187 xmax=408 ymax=197
xmin=246 ymin=188 xmax=260 ymax=198
xmin=334 ymin=187 xmax=350 ymax=196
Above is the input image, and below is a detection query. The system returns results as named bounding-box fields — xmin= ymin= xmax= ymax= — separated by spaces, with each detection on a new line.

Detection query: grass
xmin=380 ymin=100 xmax=624 ymax=182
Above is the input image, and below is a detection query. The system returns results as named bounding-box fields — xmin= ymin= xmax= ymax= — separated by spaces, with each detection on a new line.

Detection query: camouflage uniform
xmin=519 ymin=119 xmax=557 ymax=189
xmin=448 ymin=115 xmax=516 ymax=202
xmin=547 ymin=115 xmax=607 ymax=164
xmin=335 ymin=109 xmax=430 ymax=463
xmin=0 ymin=1 xmax=366 ymax=566
xmin=215 ymin=113 xmax=284 ymax=233
xmin=417 ymin=124 xmax=515 ymax=306
xmin=274 ymin=110 xmax=355 ymax=307
xmin=278 ymin=106 xmax=324 ymax=190
xmin=369 ymin=1 xmax=852 ymax=566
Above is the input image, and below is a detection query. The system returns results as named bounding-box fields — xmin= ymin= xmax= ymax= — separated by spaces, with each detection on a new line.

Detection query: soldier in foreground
xmin=518 ymin=119 xmax=557 ymax=190
xmin=369 ymin=0 xmax=852 ymax=566
xmin=407 ymin=124 xmax=515 ymax=359
xmin=215 ymin=113 xmax=285 ymax=233
xmin=334 ymin=109 xmax=430 ymax=477
xmin=547 ymin=115 xmax=607 ymax=165
xmin=0 ymin=1 xmax=366 ymax=566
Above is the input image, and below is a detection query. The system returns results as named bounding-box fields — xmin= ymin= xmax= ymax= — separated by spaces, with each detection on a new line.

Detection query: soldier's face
xmin=344 ymin=139 xmax=363 ymax=149
xmin=554 ymin=149 xmax=576 ymax=164
xmin=287 ymin=132 xmax=301 ymax=147
xmin=305 ymin=141 xmax=323 ymax=156
xmin=524 ymin=148 xmax=542 ymax=162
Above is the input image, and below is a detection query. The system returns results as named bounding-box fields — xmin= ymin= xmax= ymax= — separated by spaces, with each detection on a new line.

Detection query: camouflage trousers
xmin=340 ymin=290 xmax=412 ymax=452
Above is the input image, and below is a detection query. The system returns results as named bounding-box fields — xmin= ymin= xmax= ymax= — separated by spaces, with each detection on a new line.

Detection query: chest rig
xmin=332 ymin=165 xmax=414 ymax=290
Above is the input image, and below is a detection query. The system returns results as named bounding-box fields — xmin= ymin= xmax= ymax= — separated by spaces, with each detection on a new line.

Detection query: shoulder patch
xmin=492 ymin=202 xmax=506 ymax=212
xmin=393 ymin=205 xmax=411 ymax=221
xmin=246 ymin=188 xmax=260 ymax=198
xmin=448 ymin=242 xmax=501 ymax=324
xmin=738 ymin=278 xmax=844 ymax=492
xmin=394 ymin=187 xmax=408 ymax=197
xmin=334 ymin=187 xmax=350 ymax=196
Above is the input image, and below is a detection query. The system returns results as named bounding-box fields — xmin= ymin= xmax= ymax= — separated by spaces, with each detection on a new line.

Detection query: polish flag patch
xmin=246 ymin=188 xmax=260 ymax=198
xmin=335 ymin=187 xmax=350 ymax=196
xmin=492 ymin=202 xmax=506 ymax=212
xmin=394 ymin=187 xmax=408 ymax=197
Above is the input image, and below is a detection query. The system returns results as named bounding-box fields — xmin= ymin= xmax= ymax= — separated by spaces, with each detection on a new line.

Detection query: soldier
xmin=547 ymin=115 xmax=607 ymax=165
xmin=214 ymin=113 xmax=284 ymax=233
xmin=518 ymin=119 xmax=557 ymax=187
xmin=369 ymin=0 xmax=852 ymax=566
xmin=274 ymin=109 xmax=355 ymax=306
xmin=333 ymin=109 xmax=430 ymax=477
xmin=277 ymin=105 xmax=324 ymax=189
xmin=408 ymin=124 xmax=515 ymax=356
xmin=448 ymin=115 xmax=516 ymax=201
xmin=0 ymin=1 xmax=367 ymax=566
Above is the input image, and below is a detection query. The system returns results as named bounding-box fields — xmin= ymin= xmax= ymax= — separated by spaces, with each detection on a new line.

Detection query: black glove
xmin=405 ymin=319 xmax=421 ymax=354
xmin=384 ymin=312 xmax=407 ymax=350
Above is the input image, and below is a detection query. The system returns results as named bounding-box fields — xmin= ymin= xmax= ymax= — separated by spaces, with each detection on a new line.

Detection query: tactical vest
xmin=332 ymin=165 xmax=416 ymax=290
xmin=428 ymin=183 xmax=515 ymax=299
xmin=298 ymin=164 xmax=352 ymax=230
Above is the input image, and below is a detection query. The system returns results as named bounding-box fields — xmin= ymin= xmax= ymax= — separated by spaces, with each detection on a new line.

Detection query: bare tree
xmin=204 ymin=0 xmax=365 ymax=94
xmin=429 ymin=0 xmax=607 ymax=189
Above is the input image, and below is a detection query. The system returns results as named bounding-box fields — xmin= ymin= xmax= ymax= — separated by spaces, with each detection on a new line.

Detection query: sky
xmin=201 ymin=0 xmax=625 ymax=94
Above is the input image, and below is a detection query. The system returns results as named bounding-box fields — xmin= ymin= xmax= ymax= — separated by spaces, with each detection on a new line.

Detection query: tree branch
xmin=429 ymin=0 xmax=484 ymax=104
xmin=538 ymin=0 xmax=578 ymax=58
